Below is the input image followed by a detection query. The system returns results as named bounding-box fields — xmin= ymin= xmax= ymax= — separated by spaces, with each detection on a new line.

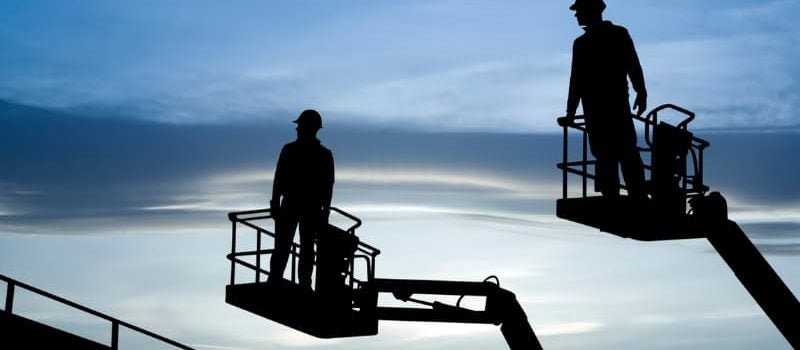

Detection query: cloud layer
xmin=1 ymin=1 xmax=798 ymax=131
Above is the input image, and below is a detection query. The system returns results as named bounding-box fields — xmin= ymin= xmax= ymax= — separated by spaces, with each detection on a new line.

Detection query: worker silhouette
xmin=268 ymin=109 xmax=335 ymax=290
xmin=563 ymin=0 xmax=647 ymax=199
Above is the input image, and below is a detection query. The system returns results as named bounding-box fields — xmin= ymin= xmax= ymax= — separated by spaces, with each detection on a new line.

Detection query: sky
xmin=1 ymin=1 xmax=799 ymax=349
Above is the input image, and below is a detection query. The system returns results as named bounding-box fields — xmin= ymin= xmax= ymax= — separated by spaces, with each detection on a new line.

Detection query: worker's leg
xmin=588 ymin=129 xmax=621 ymax=197
xmin=619 ymin=120 xmax=647 ymax=199
xmin=269 ymin=208 xmax=298 ymax=283
xmin=596 ymin=152 xmax=621 ymax=197
xmin=296 ymin=215 xmax=318 ymax=289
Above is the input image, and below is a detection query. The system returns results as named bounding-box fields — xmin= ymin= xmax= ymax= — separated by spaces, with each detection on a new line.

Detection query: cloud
xmin=643 ymin=34 xmax=800 ymax=130
xmin=3 ymin=104 xmax=799 ymax=242
xmin=266 ymin=328 xmax=350 ymax=347
xmin=726 ymin=205 xmax=800 ymax=224
xmin=752 ymin=243 xmax=800 ymax=257
xmin=719 ymin=0 xmax=800 ymax=30
xmin=536 ymin=321 xmax=604 ymax=336
xmin=740 ymin=222 xmax=800 ymax=240
xmin=2 ymin=1 xmax=799 ymax=132
xmin=377 ymin=322 xmax=497 ymax=345
xmin=631 ymin=306 xmax=761 ymax=325
xmin=696 ymin=206 xmax=800 ymax=256
xmin=319 ymin=59 xmax=570 ymax=132
xmin=206 ymin=167 xmax=560 ymax=200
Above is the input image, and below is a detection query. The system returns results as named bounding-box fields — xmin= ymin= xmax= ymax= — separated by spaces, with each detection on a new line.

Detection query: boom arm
xmin=369 ymin=278 xmax=543 ymax=350
xmin=691 ymin=193 xmax=800 ymax=349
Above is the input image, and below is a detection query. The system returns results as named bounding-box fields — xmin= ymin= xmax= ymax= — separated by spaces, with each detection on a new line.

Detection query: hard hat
xmin=569 ymin=0 xmax=606 ymax=12
xmin=293 ymin=109 xmax=323 ymax=129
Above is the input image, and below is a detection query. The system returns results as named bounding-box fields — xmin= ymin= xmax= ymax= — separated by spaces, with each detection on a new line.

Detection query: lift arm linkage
xmin=369 ymin=278 xmax=543 ymax=350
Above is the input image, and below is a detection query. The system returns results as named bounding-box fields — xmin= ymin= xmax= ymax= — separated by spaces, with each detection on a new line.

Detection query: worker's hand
xmin=558 ymin=113 xmax=576 ymax=127
xmin=633 ymin=93 xmax=647 ymax=117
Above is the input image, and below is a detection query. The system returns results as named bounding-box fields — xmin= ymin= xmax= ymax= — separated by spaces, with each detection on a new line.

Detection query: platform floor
xmin=225 ymin=279 xmax=377 ymax=338
xmin=556 ymin=196 xmax=704 ymax=241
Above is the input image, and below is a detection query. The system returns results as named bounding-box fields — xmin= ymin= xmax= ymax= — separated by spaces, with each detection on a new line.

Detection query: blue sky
xmin=2 ymin=0 xmax=799 ymax=130
xmin=1 ymin=1 xmax=799 ymax=349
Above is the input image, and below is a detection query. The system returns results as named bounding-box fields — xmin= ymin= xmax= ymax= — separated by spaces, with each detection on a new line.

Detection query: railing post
xmin=582 ymin=128 xmax=588 ymax=197
xmin=5 ymin=283 xmax=14 ymax=313
xmin=349 ymin=261 xmax=355 ymax=289
xmin=290 ymin=246 xmax=297 ymax=283
xmin=698 ymin=147 xmax=705 ymax=189
xmin=230 ymin=220 xmax=237 ymax=285
xmin=111 ymin=321 xmax=119 ymax=350
xmin=562 ymin=125 xmax=568 ymax=199
xmin=256 ymin=229 xmax=262 ymax=283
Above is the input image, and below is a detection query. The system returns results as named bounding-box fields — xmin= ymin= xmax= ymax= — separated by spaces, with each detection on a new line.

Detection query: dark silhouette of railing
xmin=0 ymin=274 xmax=193 ymax=350
xmin=226 ymin=207 xmax=380 ymax=292
xmin=225 ymin=208 xmax=542 ymax=349
xmin=557 ymin=103 xmax=710 ymax=205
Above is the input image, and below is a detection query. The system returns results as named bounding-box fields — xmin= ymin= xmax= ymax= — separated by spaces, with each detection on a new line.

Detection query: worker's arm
xmin=270 ymin=146 xmax=287 ymax=215
xmin=321 ymin=149 xmax=334 ymax=223
xmin=565 ymin=39 xmax=582 ymax=120
xmin=624 ymin=29 xmax=647 ymax=116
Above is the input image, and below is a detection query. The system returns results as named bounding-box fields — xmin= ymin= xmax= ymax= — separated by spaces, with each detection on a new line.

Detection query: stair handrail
xmin=0 ymin=274 xmax=193 ymax=350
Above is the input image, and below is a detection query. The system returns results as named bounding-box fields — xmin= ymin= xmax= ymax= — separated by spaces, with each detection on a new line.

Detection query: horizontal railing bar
xmin=330 ymin=207 xmax=362 ymax=233
xmin=238 ymin=215 xmax=273 ymax=221
xmin=229 ymin=250 xmax=368 ymax=282
xmin=561 ymin=113 xmax=709 ymax=148
xmin=558 ymin=167 xmax=598 ymax=179
xmin=238 ymin=221 xmax=276 ymax=238
xmin=355 ymin=242 xmax=381 ymax=256
xmin=228 ymin=258 xmax=271 ymax=278
xmin=236 ymin=221 xmax=305 ymax=255
xmin=227 ymin=249 xmax=276 ymax=258
xmin=228 ymin=208 xmax=271 ymax=221
xmin=355 ymin=248 xmax=379 ymax=258
xmin=557 ymin=160 xmax=597 ymax=168
xmin=228 ymin=250 xmax=360 ymax=279
xmin=235 ymin=212 xmax=380 ymax=257
xmin=562 ymin=125 xmax=587 ymax=132
xmin=0 ymin=275 xmax=193 ymax=350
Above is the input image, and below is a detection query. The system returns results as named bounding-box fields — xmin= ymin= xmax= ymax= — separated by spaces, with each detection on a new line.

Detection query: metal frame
xmin=226 ymin=207 xmax=380 ymax=296
xmin=556 ymin=104 xmax=710 ymax=208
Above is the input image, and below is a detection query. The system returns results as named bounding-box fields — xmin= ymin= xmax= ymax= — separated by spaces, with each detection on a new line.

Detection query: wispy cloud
xmin=752 ymin=243 xmax=800 ymax=257
xmin=537 ymin=321 xmax=604 ymax=336
xmin=643 ymin=34 xmax=799 ymax=129
xmin=3 ymin=1 xmax=797 ymax=131
xmin=204 ymin=167 xmax=560 ymax=200
xmin=631 ymin=306 xmax=762 ymax=325
xmin=319 ymin=59 xmax=569 ymax=132
xmin=727 ymin=204 xmax=800 ymax=224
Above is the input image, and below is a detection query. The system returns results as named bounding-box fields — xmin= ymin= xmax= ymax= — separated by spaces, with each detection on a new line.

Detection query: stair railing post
xmin=256 ymin=228 xmax=262 ymax=282
xmin=111 ymin=321 xmax=120 ymax=350
xmin=4 ymin=283 xmax=14 ymax=313
xmin=230 ymin=220 xmax=237 ymax=285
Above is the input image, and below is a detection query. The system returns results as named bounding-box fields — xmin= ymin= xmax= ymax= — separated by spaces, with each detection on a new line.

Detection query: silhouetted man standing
xmin=565 ymin=0 xmax=647 ymax=199
xmin=269 ymin=109 xmax=334 ymax=290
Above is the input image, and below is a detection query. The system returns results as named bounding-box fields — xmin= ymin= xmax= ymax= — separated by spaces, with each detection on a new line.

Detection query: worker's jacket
xmin=272 ymin=138 xmax=334 ymax=211
xmin=567 ymin=20 xmax=646 ymax=122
